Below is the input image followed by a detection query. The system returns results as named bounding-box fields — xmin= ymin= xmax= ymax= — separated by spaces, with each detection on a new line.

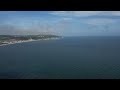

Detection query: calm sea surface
xmin=0 ymin=36 xmax=120 ymax=79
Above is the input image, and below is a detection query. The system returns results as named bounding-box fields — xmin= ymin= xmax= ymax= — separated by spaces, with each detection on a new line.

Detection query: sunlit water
xmin=0 ymin=36 xmax=120 ymax=79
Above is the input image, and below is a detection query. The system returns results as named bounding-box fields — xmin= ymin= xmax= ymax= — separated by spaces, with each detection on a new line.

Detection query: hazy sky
xmin=0 ymin=11 xmax=120 ymax=36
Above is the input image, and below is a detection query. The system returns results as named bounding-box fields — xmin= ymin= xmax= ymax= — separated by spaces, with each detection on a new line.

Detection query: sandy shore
xmin=0 ymin=37 xmax=62 ymax=47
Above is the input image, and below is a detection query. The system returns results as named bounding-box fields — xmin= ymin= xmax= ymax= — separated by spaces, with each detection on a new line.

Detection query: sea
xmin=0 ymin=36 xmax=120 ymax=79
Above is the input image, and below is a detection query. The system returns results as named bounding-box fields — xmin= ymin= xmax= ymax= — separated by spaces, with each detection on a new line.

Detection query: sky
xmin=0 ymin=11 xmax=120 ymax=36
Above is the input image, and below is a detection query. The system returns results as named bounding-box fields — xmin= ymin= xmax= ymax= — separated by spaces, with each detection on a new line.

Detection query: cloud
xmin=0 ymin=16 xmax=70 ymax=35
xmin=110 ymin=11 xmax=120 ymax=16
xmin=62 ymin=17 xmax=72 ymax=21
xmin=82 ymin=18 xmax=118 ymax=26
xmin=50 ymin=11 xmax=103 ymax=17
xmin=1 ymin=11 xmax=120 ymax=36
xmin=50 ymin=11 xmax=120 ymax=17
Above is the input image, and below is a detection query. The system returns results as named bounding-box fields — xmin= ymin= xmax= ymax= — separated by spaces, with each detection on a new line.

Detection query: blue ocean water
xmin=0 ymin=36 xmax=120 ymax=79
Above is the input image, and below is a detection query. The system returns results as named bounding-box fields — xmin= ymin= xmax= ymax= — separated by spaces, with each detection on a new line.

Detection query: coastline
xmin=0 ymin=37 xmax=63 ymax=47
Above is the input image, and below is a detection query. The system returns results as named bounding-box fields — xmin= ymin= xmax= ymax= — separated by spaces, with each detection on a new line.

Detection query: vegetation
xmin=0 ymin=35 xmax=62 ymax=45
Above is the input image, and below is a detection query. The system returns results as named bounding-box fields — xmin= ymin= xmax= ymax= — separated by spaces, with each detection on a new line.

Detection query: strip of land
xmin=0 ymin=35 xmax=63 ymax=46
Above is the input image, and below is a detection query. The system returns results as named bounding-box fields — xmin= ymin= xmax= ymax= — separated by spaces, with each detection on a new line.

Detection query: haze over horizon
xmin=0 ymin=11 xmax=120 ymax=36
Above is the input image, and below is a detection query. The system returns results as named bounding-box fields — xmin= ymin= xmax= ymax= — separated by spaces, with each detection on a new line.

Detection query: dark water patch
xmin=0 ymin=36 xmax=120 ymax=79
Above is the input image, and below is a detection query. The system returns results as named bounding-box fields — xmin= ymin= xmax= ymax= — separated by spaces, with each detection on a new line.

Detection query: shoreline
xmin=0 ymin=37 xmax=63 ymax=47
